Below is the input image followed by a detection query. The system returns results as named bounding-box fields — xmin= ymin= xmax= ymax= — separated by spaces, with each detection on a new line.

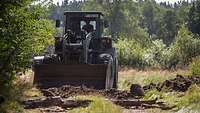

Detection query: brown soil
xmin=143 ymin=75 xmax=200 ymax=92
xmin=41 ymin=85 xmax=136 ymax=100
xmin=24 ymin=74 xmax=199 ymax=112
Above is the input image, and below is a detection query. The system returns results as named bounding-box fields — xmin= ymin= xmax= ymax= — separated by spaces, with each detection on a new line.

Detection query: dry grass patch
xmin=118 ymin=68 xmax=188 ymax=90
xmin=68 ymin=96 xmax=122 ymax=113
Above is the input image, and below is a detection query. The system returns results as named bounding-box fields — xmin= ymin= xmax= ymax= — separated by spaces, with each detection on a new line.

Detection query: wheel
xmin=113 ymin=57 xmax=118 ymax=89
xmin=103 ymin=54 xmax=115 ymax=89
xmin=105 ymin=58 xmax=113 ymax=89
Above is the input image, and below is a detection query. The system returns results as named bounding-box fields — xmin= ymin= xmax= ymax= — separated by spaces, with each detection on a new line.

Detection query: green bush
xmin=115 ymin=36 xmax=147 ymax=67
xmin=115 ymin=38 xmax=174 ymax=68
xmin=171 ymin=25 xmax=200 ymax=65
xmin=0 ymin=1 xmax=55 ymax=112
xmin=190 ymin=57 xmax=200 ymax=75
xmin=144 ymin=39 xmax=171 ymax=68
xmin=115 ymin=25 xmax=200 ymax=69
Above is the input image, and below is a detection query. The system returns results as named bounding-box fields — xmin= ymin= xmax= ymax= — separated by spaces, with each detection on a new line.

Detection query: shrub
xmin=144 ymin=39 xmax=171 ymax=68
xmin=115 ymin=25 xmax=200 ymax=69
xmin=190 ymin=57 xmax=200 ymax=75
xmin=171 ymin=25 xmax=200 ymax=65
xmin=115 ymin=36 xmax=147 ymax=67
xmin=0 ymin=1 xmax=54 ymax=112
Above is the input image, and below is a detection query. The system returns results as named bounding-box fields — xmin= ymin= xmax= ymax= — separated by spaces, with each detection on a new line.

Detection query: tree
xmin=82 ymin=0 xmax=145 ymax=39
xmin=175 ymin=1 xmax=191 ymax=25
xmin=157 ymin=10 xmax=179 ymax=45
xmin=172 ymin=25 xmax=200 ymax=64
xmin=141 ymin=1 xmax=158 ymax=37
xmin=0 ymin=0 xmax=55 ymax=112
xmin=188 ymin=1 xmax=200 ymax=35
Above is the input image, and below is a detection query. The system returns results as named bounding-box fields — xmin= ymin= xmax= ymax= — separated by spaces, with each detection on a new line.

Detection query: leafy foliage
xmin=188 ymin=0 xmax=200 ymax=35
xmin=145 ymin=40 xmax=169 ymax=67
xmin=115 ymin=25 xmax=200 ymax=68
xmin=172 ymin=25 xmax=200 ymax=65
xmin=0 ymin=0 xmax=55 ymax=112
xmin=68 ymin=0 xmax=200 ymax=68
xmin=190 ymin=57 xmax=200 ymax=75
xmin=0 ymin=1 xmax=54 ymax=78
xmin=115 ymin=36 xmax=148 ymax=67
xmin=157 ymin=10 xmax=180 ymax=45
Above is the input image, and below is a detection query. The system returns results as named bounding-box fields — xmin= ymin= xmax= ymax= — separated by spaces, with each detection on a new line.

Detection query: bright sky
xmin=53 ymin=0 xmax=184 ymax=4
xmin=155 ymin=0 xmax=183 ymax=3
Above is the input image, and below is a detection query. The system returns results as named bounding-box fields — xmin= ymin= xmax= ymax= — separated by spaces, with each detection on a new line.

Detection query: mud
xmin=42 ymin=85 xmax=136 ymax=100
xmin=112 ymin=99 xmax=175 ymax=110
xmin=24 ymin=74 xmax=199 ymax=112
xmin=24 ymin=96 xmax=169 ymax=111
xmin=143 ymin=75 xmax=200 ymax=92
xmin=24 ymin=96 xmax=91 ymax=112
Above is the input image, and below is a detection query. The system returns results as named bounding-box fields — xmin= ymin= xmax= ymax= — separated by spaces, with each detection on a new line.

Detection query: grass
xmin=0 ymin=83 xmax=30 ymax=113
xmin=118 ymin=68 xmax=187 ymax=90
xmin=21 ymin=68 xmax=200 ymax=113
xmin=23 ymin=87 xmax=43 ymax=99
xmin=176 ymin=84 xmax=200 ymax=111
xmin=67 ymin=68 xmax=198 ymax=113
xmin=190 ymin=57 xmax=200 ymax=75
xmin=118 ymin=68 xmax=200 ymax=112
xmin=117 ymin=68 xmax=180 ymax=113
xmin=144 ymin=89 xmax=182 ymax=108
xmin=23 ymin=88 xmax=122 ymax=113
xmin=68 ymin=96 xmax=122 ymax=113
xmin=146 ymin=109 xmax=174 ymax=113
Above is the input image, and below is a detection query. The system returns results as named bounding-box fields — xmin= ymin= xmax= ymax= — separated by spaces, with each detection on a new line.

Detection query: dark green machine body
xmin=33 ymin=11 xmax=118 ymax=89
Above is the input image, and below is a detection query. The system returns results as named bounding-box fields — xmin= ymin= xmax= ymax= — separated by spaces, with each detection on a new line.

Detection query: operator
xmin=82 ymin=20 xmax=94 ymax=34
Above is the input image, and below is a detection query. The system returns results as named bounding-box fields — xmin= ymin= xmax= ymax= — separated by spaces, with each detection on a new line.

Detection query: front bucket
xmin=33 ymin=64 xmax=108 ymax=89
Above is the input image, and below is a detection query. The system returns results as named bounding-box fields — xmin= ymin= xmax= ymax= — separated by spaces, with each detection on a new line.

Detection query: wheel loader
xmin=33 ymin=11 xmax=118 ymax=89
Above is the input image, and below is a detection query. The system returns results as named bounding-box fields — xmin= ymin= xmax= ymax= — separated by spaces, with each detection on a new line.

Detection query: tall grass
xmin=176 ymin=85 xmax=200 ymax=111
xmin=118 ymin=69 xmax=177 ymax=90
xmin=190 ymin=57 xmax=200 ymax=75
xmin=68 ymin=96 xmax=122 ymax=113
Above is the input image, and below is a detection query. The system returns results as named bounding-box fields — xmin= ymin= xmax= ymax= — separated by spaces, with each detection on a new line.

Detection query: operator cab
xmin=55 ymin=11 xmax=110 ymax=49
xmin=64 ymin=11 xmax=105 ymax=41
xmin=55 ymin=11 xmax=112 ymax=64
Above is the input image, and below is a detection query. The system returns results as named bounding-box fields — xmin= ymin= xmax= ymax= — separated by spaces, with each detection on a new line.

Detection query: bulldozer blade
xmin=33 ymin=64 xmax=109 ymax=89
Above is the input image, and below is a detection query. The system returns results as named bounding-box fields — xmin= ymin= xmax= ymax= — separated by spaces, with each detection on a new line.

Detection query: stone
xmin=130 ymin=84 xmax=145 ymax=96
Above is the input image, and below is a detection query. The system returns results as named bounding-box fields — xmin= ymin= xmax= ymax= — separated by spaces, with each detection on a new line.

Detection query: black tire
xmin=113 ymin=57 xmax=118 ymax=89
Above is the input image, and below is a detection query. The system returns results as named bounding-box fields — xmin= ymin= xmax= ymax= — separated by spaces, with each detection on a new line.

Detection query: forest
xmin=47 ymin=0 xmax=200 ymax=68
xmin=0 ymin=0 xmax=200 ymax=112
